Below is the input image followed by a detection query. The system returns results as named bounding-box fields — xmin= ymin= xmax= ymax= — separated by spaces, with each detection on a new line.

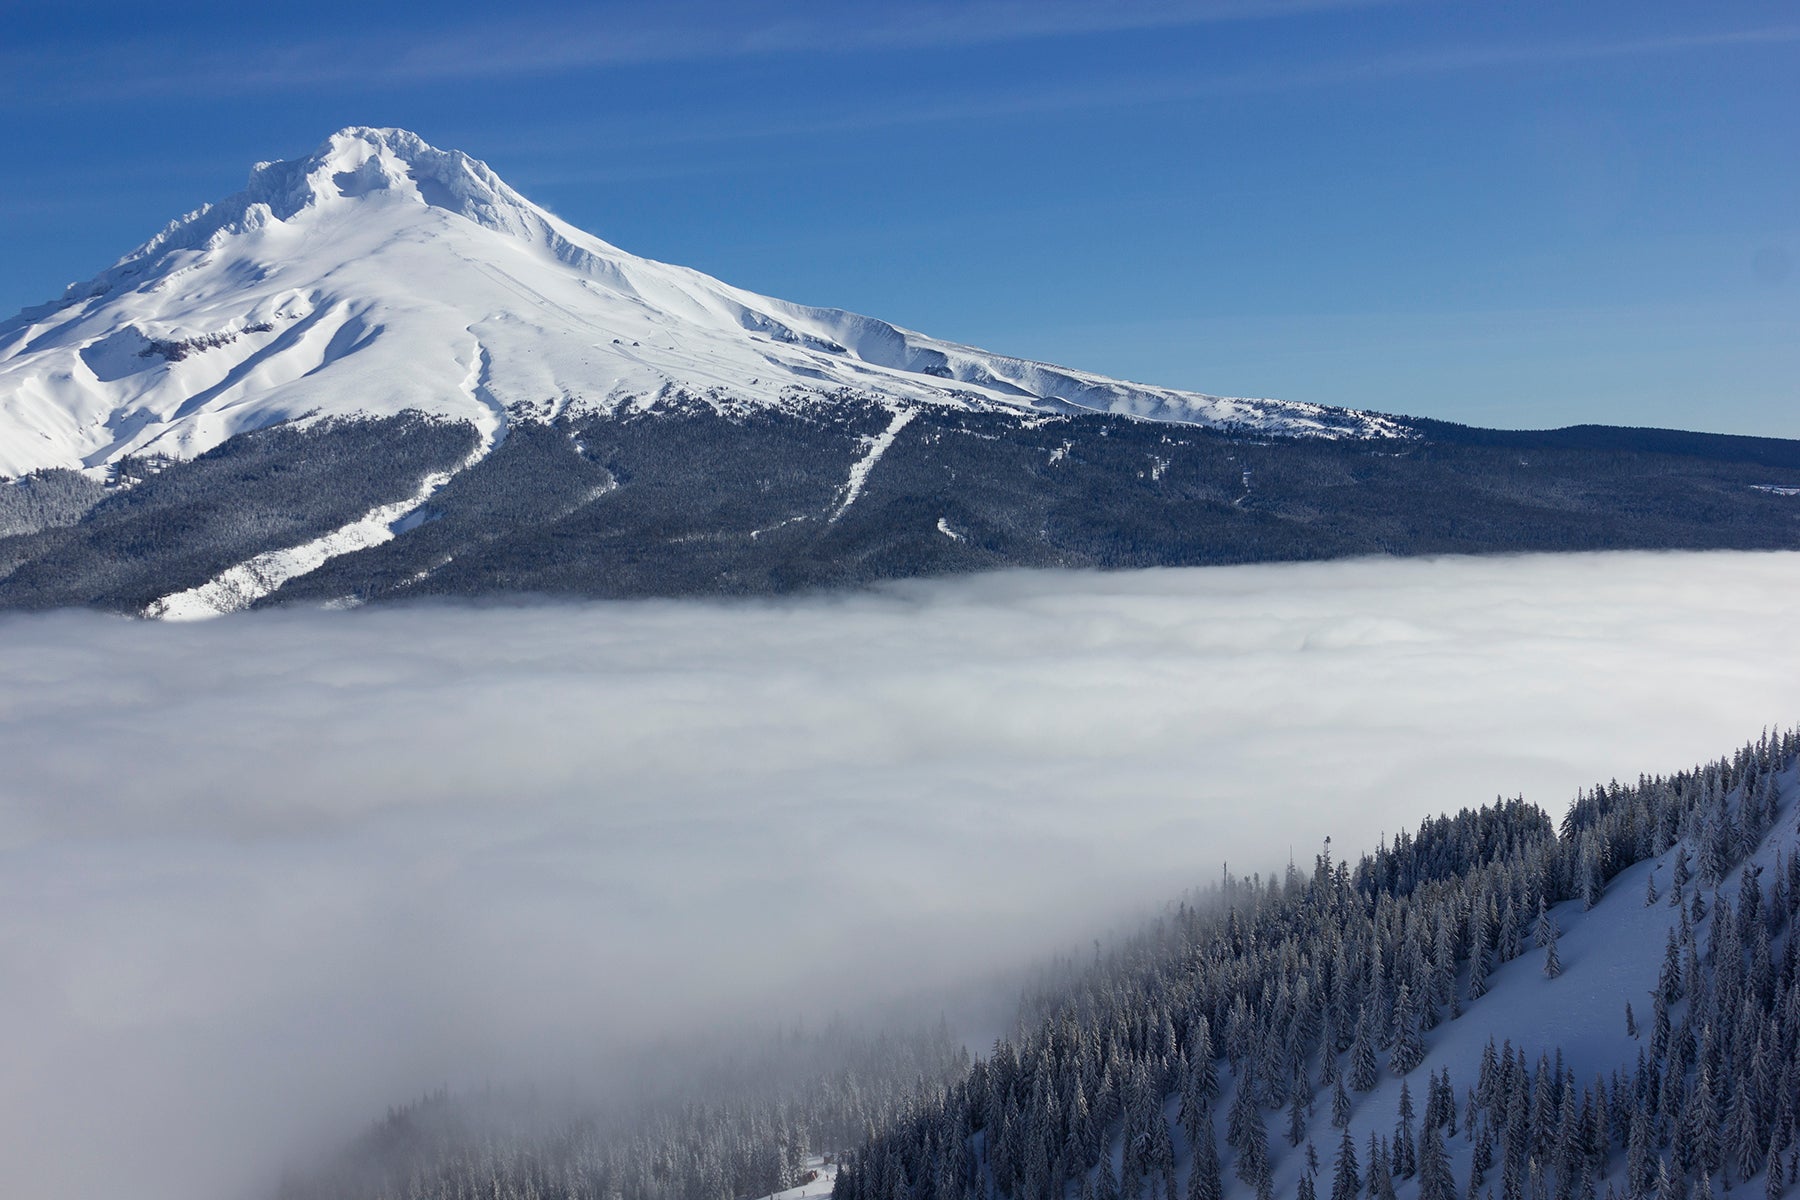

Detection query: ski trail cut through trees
xmin=830 ymin=406 xmax=915 ymax=522
xmin=143 ymin=440 xmax=481 ymax=619
xmin=144 ymin=339 xmax=508 ymax=620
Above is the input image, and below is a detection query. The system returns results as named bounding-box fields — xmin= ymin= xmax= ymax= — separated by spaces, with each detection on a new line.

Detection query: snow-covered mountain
xmin=0 ymin=126 xmax=1405 ymax=480
xmin=3 ymin=127 xmax=1797 ymax=617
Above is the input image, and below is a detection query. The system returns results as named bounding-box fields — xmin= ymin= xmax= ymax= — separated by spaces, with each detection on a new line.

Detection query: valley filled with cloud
xmin=3 ymin=550 xmax=1799 ymax=1200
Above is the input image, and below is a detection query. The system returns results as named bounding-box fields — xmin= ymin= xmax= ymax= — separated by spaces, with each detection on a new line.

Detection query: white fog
xmin=2 ymin=551 xmax=1798 ymax=1200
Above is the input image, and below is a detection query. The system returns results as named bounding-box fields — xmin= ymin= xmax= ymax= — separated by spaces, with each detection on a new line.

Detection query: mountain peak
xmin=80 ymin=127 xmax=558 ymax=300
xmin=246 ymin=126 xmax=538 ymax=228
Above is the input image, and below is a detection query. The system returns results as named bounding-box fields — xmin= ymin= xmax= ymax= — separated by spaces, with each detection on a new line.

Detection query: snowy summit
xmin=0 ymin=126 xmax=1405 ymax=479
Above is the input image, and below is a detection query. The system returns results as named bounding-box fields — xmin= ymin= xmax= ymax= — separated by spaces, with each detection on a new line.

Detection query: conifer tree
xmin=1394 ymin=1082 xmax=1418 ymax=1178
xmin=1659 ymin=928 xmax=1684 ymax=1003
xmin=1419 ymin=1122 xmax=1456 ymax=1200
xmin=1095 ymin=1157 xmax=1120 ymax=1200
xmin=1469 ymin=901 xmax=1493 ymax=1002
xmin=1188 ymin=1022 xmax=1219 ymax=1110
xmin=1349 ymin=1014 xmax=1379 ymax=1092
xmin=1501 ymin=895 xmax=1524 ymax=963
xmin=1151 ymin=1115 xmax=1176 ymax=1200
xmin=1732 ymin=1077 xmax=1763 ymax=1183
xmin=1289 ymin=1084 xmax=1309 ymax=1148
xmin=1537 ymin=899 xmax=1563 ymax=979
xmin=1693 ymin=1066 xmax=1721 ymax=1177
xmin=1580 ymin=843 xmax=1603 ymax=910
xmin=1627 ymin=1107 xmax=1655 ymax=1197
xmin=1226 ymin=1072 xmax=1259 ymax=1153
xmin=1390 ymin=986 xmax=1426 ymax=1076
xmin=1330 ymin=1129 xmax=1360 ymax=1200
xmin=1370 ymin=1135 xmax=1398 ymax=1200
xmin=1187 ymin=1119 xmax=1222 ymax=1200
xmin=1068 ymin=1087 xmax=1096 ymax=1167
xmin=1234 ymin=1110 xmax=1270 ymax=1195
xmin=1469 ymin=1121 xmax=1493 ymax=1194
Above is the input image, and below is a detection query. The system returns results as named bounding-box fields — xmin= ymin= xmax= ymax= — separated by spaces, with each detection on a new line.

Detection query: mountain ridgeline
xmin=283 ymin=728 xmax=1800 ymax=1200
xmin=3 ymin=400 xmax=1799 ymax=613
xmin=1 ymin=126 xmax=1797 ymax=615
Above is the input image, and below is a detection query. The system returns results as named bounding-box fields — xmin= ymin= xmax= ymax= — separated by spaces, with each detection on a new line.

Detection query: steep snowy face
xmin=0 ymin=127 xmax=1409 ymax=478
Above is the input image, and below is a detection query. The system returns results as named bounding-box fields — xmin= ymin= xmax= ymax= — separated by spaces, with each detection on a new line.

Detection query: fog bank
xmin=3 ymin=552 xmax=1798 ymax=1200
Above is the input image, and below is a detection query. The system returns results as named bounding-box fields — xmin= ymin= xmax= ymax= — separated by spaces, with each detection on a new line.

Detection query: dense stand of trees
xmin=834 ymin=729 xmax=1800 ymax=1200
xmin=290 ymin=403 xmax=1800 ymax=604
xmin=283 ymin=729 xmax=1799 ymax=1200
xmin=0 ymin=412 xmax=478 ymax=611
xmin=9 ymin=401 xmax=1800 ymax=612
xmin=0 ymin=466 xmax=105 ymax=538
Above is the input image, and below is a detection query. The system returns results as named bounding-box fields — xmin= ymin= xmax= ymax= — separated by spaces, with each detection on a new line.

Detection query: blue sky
xmin=3 ymin=0 xmax=1795 ymax=435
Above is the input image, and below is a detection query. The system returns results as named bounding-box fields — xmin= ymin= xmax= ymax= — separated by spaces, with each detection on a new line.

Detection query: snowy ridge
xmin=0 ymin=127 xmax=1408 ymax=479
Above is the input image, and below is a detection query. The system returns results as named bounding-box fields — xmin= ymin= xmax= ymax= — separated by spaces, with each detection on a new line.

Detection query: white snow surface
xmin=745 ymin=1157 xmax=839 ymax=1200
xmin=0 ymin=127 xmax=1407 ymax=478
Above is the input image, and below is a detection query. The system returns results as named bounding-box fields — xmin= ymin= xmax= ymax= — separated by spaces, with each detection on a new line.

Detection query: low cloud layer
xmin=3 ymin=551 xmax=1799 ymax=1200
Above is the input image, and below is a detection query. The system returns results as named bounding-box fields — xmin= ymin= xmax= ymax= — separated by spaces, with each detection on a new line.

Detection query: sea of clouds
xmin=3 ymin=551 xmax=1799 ymax=1200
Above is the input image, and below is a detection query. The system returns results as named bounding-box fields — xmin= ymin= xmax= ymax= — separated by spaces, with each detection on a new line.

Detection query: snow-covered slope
xmin=0 ymin=127 xmax=1407 ymax=479
xmin=1282 ymin=758 xmax=1800 ymax=1200
xmin=829 ymin=731 xmax=1800 ymax=1200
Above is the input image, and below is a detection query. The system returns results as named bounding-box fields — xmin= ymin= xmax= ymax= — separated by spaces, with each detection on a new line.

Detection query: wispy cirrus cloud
xmin=0 ymin=0 xmax=1403 ymax=103
xmin=478 ymin=19 xmax=1800 ymax=174
xmin=7 ymin=0 xmax=1795 ymax=112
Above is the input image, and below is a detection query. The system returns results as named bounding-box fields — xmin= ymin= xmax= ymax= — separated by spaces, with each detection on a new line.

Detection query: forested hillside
xmin=6 ymin=404 xmax=1800 ymax=614
xmin=838 ymin=729 xmax=1800 ymax=1200
xmin=281 ymin=728 xmax=1799 ymax=1200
